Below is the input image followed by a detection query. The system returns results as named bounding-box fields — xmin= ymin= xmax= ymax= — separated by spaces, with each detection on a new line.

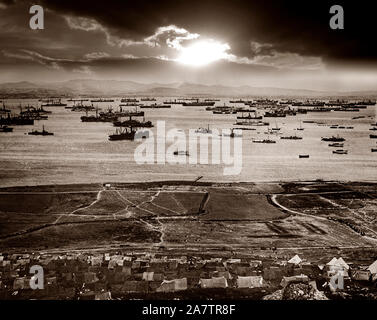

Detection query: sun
xmin=176 ymin=40 xmax=230 ymax=66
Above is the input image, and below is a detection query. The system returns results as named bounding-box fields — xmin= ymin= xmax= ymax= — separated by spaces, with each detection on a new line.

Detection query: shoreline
xmin=1 ymin=178 xmax=377 ymax=192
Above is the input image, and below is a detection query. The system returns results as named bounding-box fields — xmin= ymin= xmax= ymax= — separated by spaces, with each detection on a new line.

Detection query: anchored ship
xmin=108 ymin=127 xmax=136 ymax=141
xmin=41 ymin=98 xmax=67 ymax=107
xmin=321 ymin=136 xmax=345 ymax=142
xmin=28 ymin=125 xmax=53 ymax=136
xmin=333 ymin=149 xmax=348 ymax=154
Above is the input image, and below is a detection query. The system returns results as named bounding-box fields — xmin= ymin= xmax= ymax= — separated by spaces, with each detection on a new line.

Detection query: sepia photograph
xmin=0 ymin=0 xmax=377 ymax=309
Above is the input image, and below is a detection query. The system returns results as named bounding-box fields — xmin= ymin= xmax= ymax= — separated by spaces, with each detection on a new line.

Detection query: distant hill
xmin=0 ymin=79 xmax=376 ymax=98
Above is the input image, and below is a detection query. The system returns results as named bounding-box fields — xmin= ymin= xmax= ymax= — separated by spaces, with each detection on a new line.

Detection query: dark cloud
xmin=1 ymin=0 xmax=377 ymax=90
xmin=29 ymin=0 xmax=376 ymax=64
xmin=0 ymin=0 xmax=16 ymax=5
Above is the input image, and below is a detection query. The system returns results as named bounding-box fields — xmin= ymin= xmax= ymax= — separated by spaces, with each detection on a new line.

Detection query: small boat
xmin=369 ymin=127 xmax=377 ymax=131
xmin=333 ymin=149 xmax=348 ymax=154
xmin=321 ymin=135 xmax=345 ymax=142
xmin=0 ymin=125 xmax=13 ymax=132
xmin=223 ymin=128 xmax=242 ymax=138
xmin=232 ymin=127 xmax=256 ymax=131
xmin=328 ymin=143 xmax=344 ymax=147
xmin=370 ymin=134 xmax=377 ymax=139
xmin=182 ymin=101 xmax=215 ymax=107
xmin=28 ymin=125 xmax=53 ymax=136
xmin=281 ymin=135 xmax=302 ymax=140
xmin=235 ymin=120 xmax=269 ymax=126
xmin=90 ymin=98 xmax=114 ymax=103
xmin=299 ymin=154 xmax=309 ymax=158
xmin=252 ymin=138 xmax=276 ymax=143
xmin=296 ymin=122 xmax=304 ymax=131
xmin=195 ymin=125 xmax=212 ymax=134
xmin=371 ymin=148 xmax=377 ymax=152
xmin=271 ymin=122 xmax=281 ymax=131
xmin=140 ymin=103 xmax=171 ymax=109
xmin=173 ymin=150 xmax=189 ymax=156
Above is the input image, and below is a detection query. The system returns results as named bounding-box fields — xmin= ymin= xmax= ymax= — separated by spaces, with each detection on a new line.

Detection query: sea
xmin=0 ymin=98 xmax=376 ymax=187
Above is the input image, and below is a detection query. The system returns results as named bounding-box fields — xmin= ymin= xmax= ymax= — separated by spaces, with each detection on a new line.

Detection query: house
xmin=153 ymin=273 xmax=164 ymax=282
xmin=1 ymin=260 xmax=10 ymax=267
xmin=123 ymin=280 xmax=148 ymax=293
xmin=351 ymin=270 xmax=371 ymax=281
xmin=367 ymin=260 xmax=377 ymax=275
xmin=288 ymin=255 xmax=302 ymax=265
xmin=108 ymin=260 xmax=118 ymax=270
xmin=156 ymin=278 xmax=188 ymax=292
xmin=13 ymin=277 xmax=28 ymax=290
xmin=46 ymin=277 xmax=57 ymax=286
xmin=249 ymin=260 xmax=262 ymax=268
xmin=326 ymin=257 xmax=349 ymax=277
xmin=156 ymin=280 xmax=175 ymax=292
xmin=236 ymin=276 xmax=265 ymax=288
xmin=336 ymin=258 xmax=349 ymax=270
xmin=113 ymin=257 xmax=124 ymax=267
xmin=199 ymin=276 xmax=228 ymax=289
xmin=263 ymin=266 xmax=283 ymax=281
xmin=142 ymin=272 xmax=154 ymax=281
xmin=225 ymin=258 xmax=241 ymax=265
xmin=280 ymin=274 xmax=309 ymax=288
xmin=91 ymin=256 xmax=102 ymax=267
xmin=95 ymin=291 xmax=112 ymax=300
xmin=212 ymin=271 xmax=232 ymax=280
xmin=80 ymin=291 xmax=96 ymax=300
xmin=84 ymin=272 xmax=99 ymax=284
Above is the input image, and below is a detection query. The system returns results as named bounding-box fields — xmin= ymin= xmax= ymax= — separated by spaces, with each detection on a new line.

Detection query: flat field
xmin=0 ymin=181 xmax=376 ymax=254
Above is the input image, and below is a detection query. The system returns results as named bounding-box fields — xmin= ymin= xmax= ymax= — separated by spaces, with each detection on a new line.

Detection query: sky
xmin=1 ymin=0 xmax=377 ymax=91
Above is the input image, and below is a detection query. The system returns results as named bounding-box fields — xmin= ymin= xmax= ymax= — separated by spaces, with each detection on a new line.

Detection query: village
xmin=0 ymin=250 xmax=376 ymax=300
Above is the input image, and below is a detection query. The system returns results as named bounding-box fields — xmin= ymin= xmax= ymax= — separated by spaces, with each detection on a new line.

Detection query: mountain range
xmin=0 ymin=79 xmax=376 ymax=98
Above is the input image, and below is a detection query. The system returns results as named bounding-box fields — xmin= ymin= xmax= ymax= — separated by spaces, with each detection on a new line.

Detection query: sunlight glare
xmin=177 ymin=40 xmax=230 ymax=66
